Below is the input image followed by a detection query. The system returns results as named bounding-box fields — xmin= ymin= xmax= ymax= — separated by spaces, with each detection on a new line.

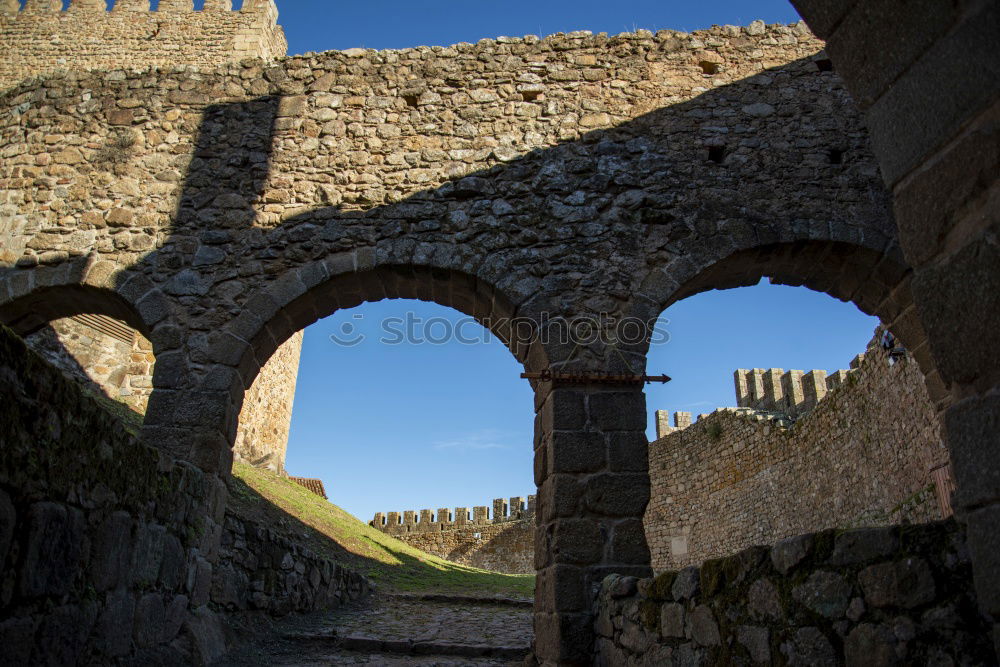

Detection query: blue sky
xmin=259 ymin=0 xmax=880 ymax=522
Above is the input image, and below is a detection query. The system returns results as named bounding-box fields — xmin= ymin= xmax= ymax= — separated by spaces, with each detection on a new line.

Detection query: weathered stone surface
xmin=737 ymin=625 xmax=771 ymax=664
xmin=793 ymin=571 xmax=851 ymax=619
xmin=830 ymin=527 xmax=899 ymax=565
xmin=844 ymin=622 xmax=899 ymax=666
xmin=672 ymin=566 xmax=700 ymax=601
xmin=0 ymin=488 xmax=15 ymax=569
xmin=19 ymin=502 xmax=85 ymax=597
xmin=783 ymin=626 xmax=837 ymax=667
xmin=94 ymin=589 xmax=135 ymax=658
xmin=771 ymin=534 xmax=813 ymax=576
xmin=90 ymin=511 xmax=133 ymax=592
xmin=689 ymin=605 xmax=720 ymax=647
xmin=660 ymin=603 xmax=685 ymax=638
xmin=748 ymin=577 xmax=783 ymax=621
xmin=858 ymin=558 xmax=935 ymax=609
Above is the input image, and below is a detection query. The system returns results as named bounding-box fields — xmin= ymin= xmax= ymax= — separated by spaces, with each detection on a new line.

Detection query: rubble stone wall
xmin=595 ymin=520 xmax=996 ymax=665
xmin=646 ymin=329 xmax=949 ymax=572
xmin=26 ymin=314 xmax=154 ymax=412
xmin=22 ymin=316 xmax=303 ymax=471
xmin=0 ymin=323 xmax=367 ymax=664
xmin=0 ymin=0 xmax=287 ymax=91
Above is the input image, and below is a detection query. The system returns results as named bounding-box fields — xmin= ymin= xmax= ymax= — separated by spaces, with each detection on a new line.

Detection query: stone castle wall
xmin=22 ymin=315 xmax=303 ymax=471
xmin=0 ymin=323 xmax=368 ymax=664
xmin=26 ymin=314 xmax=154 ymax=412
xmin=232 ymin=329 xmax=302 ymax=472
xmin=645 ymin=328 xmax=949 ymax=572
xmin=371 ymin=496 xmax=536 ymax=574
xmin=0 ymin=0 xmax=287 ymax=91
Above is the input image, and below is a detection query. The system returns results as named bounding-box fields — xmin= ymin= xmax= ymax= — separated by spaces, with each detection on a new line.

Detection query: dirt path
xmin=217 ymin=593 xmax=533 ymax=666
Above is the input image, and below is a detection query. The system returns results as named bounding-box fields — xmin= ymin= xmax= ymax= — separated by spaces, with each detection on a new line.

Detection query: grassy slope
xmin=229 ymin=462 xmax=535 ymax=598
xmin=74 ymin=375 xmax=533 ymax=597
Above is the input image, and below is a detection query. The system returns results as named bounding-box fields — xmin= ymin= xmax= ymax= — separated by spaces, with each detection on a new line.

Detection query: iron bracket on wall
xmin=520 ymin=371 xmax=671 ymax=386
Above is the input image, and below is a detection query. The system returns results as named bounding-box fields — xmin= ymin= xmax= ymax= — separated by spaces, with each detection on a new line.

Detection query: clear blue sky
xmin=249 ymin=0 xmax=878 ymax=523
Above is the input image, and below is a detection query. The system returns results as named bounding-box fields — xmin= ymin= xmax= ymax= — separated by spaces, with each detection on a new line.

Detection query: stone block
xmin=672 ymin=566 xmax=700 ymax=601
xmin=748 ymin=577 xmax=783 ymax=621
xmin=844 ymin=623 xmax=899 ymax=666
xmin=894 ymin=101 xmax=1000 ymax=268
xmin=584 ymin=473 xmax=649 ymax=517
xmin=829 ymin=526 xmax=899 ymax=565
xmin=825 ymin=0 xmax=963 ymax=108
xmin=0 ymin=488 xmax=14 ymax=570
xmin=859 ymin=558 xmax=935 ymax=609
xmin=788 ymin=0 xmax=859 ymax=37
xmin=913 ymin=231 xmax=1000 ymax=394
xmin=0 ymin=616 xmax=35 ymax=665
xmin=660 ymin=603 xmax=685 ymax=638
xmin=607 ymin=432 xmax=648 ymax=472
xmin=90 ymin=511 xmax=134 ymax=592
xmin=792 ymin=571 xmax=851 ymax=618
xmin=690 ymin=605 xmax=720 ymax=646
xmin=28 ymin=605 xmax=90 ymax=666
xmin=782 ymin=626 xmax=837 ymax=667
xmin=550 ymin=518 xmax=603 ymax=565
xmin=19 ymin=502 xmax=85 ymax=598
xmin=965 ymin=503 xmax=1000 ymax=615
xmin=737 ymin=625 xmax=771 ymax=664
xmin=947 ymin=395 xmax=1000 ymax=510
xmin=867 ymin=1 xmax=1000 ymax=185
xmin=130 ymin=522 xmax=166 ymax=587
xmin=532 ymin=611 xmax=593 ymax=664
xmin=589 ymin=391 xmax=646 ymax=431
xmin=548 ymin=430 xmax=606 ymax=473
xmin=771 ymin=534 xmax=812 ymax=575
xmin=610 ymin=519 xmax=650 ymax=565
xmin=94 ymin=589 xmax=135 ymax=658
xmin=535 ymin=564 xmax=587 ymax=612
xmin=183 ymin=607 xmax=228 ymax=665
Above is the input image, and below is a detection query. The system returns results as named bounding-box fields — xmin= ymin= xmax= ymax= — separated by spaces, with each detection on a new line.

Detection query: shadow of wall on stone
xmin=0 ymin=323 xmax=369 ymax=665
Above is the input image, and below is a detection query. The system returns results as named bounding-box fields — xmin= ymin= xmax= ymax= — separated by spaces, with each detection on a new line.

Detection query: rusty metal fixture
xmin=520 ymin=371 xmax=671 ymax=385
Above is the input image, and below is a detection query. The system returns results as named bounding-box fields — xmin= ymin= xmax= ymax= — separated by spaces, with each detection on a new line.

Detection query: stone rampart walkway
xmin=218 ymin=593 xmax=533 ymax=665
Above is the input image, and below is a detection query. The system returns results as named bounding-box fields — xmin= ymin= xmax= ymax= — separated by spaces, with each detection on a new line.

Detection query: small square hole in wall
xmin=402 ymin=94 xmax=419 ymax=108
xmin=708 ymin=145 xmax=726 ymax=164
xmin=521 ymin=90 xmax=542 ymax=102
xmin=699 ymin=61 xmax=721 ymax=75
xmin=828 ymin=148 xmax=845 ymax=165
xmin=473 ymin=532 xmax=482 ymax=539
xmin=815 ymin=59 xmax=834 ymax=72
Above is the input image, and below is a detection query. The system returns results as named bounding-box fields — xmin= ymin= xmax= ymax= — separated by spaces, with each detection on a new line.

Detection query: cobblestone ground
xmin=218 ymin=594 xmax=533 ymax=666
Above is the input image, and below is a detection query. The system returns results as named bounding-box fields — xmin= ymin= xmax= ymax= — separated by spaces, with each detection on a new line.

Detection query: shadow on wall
xmin=70 ymin=53 xmax=904 ymax=472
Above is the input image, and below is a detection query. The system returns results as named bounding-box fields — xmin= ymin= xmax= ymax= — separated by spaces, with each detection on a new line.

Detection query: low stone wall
xmin=393 ymin=520 xmax=534 ymax=575
xmin=595 ymin=520 xmax=995 ymax=665
xmin=646 ymin=331 xmax=949 ymax=571
xmin=0 ymin=324 xmax=367 ymax=664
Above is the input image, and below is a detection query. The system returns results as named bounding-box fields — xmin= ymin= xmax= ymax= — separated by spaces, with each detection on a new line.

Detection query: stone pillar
xmin=533 ymin=383 xmax=651 ymax=665
xmin=674 ymin=411 xmax=692 ymax=429
xmin=654 ymin=409 xmax=671 ymax=439
xmin=22 ymin=0 xmax=61 ymax=12
xmin=202 ymin=0 xmax=232 ymax=10
xmin=790 ymin=0 xmax=1000 ymax=648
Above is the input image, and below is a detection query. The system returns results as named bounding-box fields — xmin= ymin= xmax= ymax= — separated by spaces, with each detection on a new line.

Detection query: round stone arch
xmin=0 ymin=260 xmax=161 ymax=341
xmin=630 ymin=239 xmax=947 ymax=409
xmin=149 ymin=246 xmax=552 ymax=474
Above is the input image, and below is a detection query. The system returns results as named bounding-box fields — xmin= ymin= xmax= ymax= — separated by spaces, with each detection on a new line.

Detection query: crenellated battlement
xmin=0 ymin=0 xmax=286 ymax=90
xmin=371 ymin=495 xmax=536 ymax=536
xmin=734 ymin=358 xmax=861 ymax=418
xmin=1 ymin=0 xmax=275 ymax=15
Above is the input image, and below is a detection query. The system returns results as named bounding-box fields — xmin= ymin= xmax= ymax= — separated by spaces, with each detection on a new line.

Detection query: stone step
xmin=283 ymin=632 xmax=530 ymax=660
xmin=387 ymin=592 xmax=533 ymax=608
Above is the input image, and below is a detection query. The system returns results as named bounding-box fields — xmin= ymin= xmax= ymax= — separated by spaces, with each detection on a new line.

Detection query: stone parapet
xmin=372 ymin=494 xmax=536 ymax=536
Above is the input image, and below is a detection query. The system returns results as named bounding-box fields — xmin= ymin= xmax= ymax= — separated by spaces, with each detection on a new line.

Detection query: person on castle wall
xmin=881 ymin=329 xmax=907 ymax=366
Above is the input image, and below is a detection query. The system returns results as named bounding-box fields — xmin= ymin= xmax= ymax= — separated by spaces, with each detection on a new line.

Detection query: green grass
xmin=229 ymin=462 xmax=535 ymax=598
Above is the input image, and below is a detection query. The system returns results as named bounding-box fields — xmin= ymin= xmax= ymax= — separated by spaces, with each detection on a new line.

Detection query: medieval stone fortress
xmin=0 ymin=0 xmax=997 ymax=665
